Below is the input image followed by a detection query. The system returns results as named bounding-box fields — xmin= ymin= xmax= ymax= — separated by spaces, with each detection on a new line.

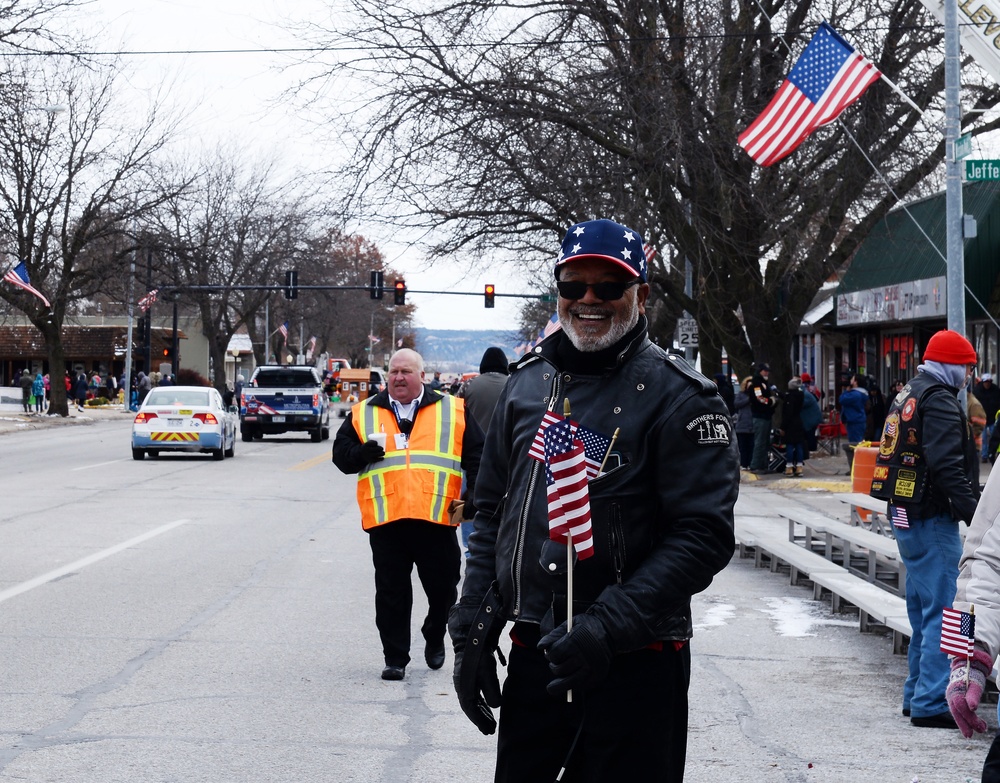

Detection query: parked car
xmin=131 ymin=385 xmax=237 ymax=461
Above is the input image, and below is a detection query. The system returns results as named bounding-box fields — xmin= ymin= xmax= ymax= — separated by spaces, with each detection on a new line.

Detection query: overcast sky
xmin=82 ymin=0 xmax=540 ymax=334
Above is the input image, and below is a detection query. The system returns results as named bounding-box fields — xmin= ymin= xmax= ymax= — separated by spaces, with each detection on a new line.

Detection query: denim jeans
xmin=984 ymin=423 xmax=996 ymax=459
xmin=894 ymin=513 xmax=962 ymax=718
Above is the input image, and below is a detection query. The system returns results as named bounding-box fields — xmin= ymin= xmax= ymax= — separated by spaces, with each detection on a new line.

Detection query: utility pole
xmin=945 ymin=0 xmax=966 ymax=334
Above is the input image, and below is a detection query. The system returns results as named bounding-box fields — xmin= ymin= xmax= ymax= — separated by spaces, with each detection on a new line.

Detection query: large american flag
xmin=3 ymin=261 xmax=50 ymax=308
xmin=941 ymin=607 xmax=976 ymax=658
xmin=738 ymin=22 xmax=881 ymax=167
xmin=544 ymin=418 xmax=594 ymax=559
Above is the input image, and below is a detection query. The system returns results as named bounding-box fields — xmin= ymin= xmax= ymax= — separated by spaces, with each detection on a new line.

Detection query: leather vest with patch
xmin=870 ymin=374 xmax=933 ymax=505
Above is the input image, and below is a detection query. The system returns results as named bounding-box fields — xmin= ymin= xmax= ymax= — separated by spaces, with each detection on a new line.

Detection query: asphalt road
xmin=0 ymin=415 xmax=993 ymax=781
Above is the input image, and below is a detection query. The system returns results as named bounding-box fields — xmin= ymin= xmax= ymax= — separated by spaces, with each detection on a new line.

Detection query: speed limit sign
xmin=676 ymin=317 xmax=699 ymax=348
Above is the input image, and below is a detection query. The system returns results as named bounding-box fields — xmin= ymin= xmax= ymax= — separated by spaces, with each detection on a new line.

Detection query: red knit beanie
xmin=923 ymin=330 xmax=977 ymax=364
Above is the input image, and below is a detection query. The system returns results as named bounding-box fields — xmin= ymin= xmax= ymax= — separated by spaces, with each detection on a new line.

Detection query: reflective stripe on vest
xmin=351 ymin=395 xmax=464 ymax=529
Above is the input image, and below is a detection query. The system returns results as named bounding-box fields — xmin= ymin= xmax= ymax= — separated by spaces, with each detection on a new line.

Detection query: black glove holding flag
xmin=538 ymin=611 xmax=614 ymax=696
xmin=448 ymin=583 xmax=506 ymax=735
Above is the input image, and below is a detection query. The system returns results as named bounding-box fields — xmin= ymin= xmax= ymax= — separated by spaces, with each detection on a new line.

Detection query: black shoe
xmin=911 ymin=711 xmax=956 ymax=729
xmin=381 ymin=665 xmax=405 ymax=681
xmin=425 ymin=641 xmax=446 ymax=670
xmin=902 ymin=707 xmax=910 ymax=717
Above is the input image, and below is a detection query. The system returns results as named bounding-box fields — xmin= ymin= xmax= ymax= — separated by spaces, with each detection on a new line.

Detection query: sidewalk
xmin=0 ymin=397 xmax=133 ymax=436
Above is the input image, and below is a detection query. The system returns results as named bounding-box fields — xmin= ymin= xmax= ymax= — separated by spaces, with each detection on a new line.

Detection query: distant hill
xmin=414 ymin=328 xmax=522 ymax=373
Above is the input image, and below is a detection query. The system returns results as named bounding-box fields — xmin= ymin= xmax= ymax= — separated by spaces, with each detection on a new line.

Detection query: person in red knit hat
xmin=871 ymin=329 xmax=980 ymax=729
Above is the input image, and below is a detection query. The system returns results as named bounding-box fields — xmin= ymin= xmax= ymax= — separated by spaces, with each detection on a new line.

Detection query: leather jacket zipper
xmin=609 ymin=502 xmax=625 ymax=584
xmin=512 ymin=371 xmax=562 ymax=618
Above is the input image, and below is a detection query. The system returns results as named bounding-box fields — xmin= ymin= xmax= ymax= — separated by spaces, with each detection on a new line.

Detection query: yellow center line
xmin=288 ymin=452 xmax=331 ymax=472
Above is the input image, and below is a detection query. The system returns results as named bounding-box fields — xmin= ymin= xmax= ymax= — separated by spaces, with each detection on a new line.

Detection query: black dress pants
xmin=367 ymin=519 xmax=461 ymax=668
xmin=495 ymin=623 xmax=691 ymax=783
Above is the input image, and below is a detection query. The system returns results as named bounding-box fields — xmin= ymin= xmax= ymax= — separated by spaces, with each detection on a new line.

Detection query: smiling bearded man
xmin=449 ymin=218 xmax=739 ymax=783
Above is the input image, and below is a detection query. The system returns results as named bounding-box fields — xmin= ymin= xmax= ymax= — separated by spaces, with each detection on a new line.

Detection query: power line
xmin=0 ymin=23 xmax=948 ymax=58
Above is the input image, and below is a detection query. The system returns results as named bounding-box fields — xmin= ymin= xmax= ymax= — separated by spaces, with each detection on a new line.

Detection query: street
xmin=0 ymin=415 xmax=993 ymax=781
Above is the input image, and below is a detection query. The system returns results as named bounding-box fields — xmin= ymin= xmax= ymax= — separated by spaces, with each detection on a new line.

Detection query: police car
xmin=131 ymin=385 xmax=238 ymax=461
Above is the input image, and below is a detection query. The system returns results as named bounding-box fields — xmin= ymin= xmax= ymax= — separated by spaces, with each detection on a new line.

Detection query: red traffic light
xmin=394 ymin=279 xmax=406 ymax=305
xmin=484 ymin=284 xmax=495 ymax=308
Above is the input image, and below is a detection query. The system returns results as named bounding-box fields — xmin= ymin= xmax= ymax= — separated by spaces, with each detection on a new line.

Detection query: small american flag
xmin=3 ymin=261 xmax=50 ymax=308
xmin=890 ymin=504 xmax=909 ymax=530
xmin=738 ymin=22 xmax=881 ymax=166
xmin=941 ymin=607 xmax=976 ymax=658
xmin=278 ymin=321 xmax=289 ymax=340
xmin=544 ymin=418 xmax=594 ymax=560
xmin=576 ymin=424 xmax=612 ymax=479
xmin=137 ymin=288 xmax=158 ymax=312
xmin=529 ymin=410 xmax=563 ymax=462
xmin=643 ymin=243 xmax=656 ymax=264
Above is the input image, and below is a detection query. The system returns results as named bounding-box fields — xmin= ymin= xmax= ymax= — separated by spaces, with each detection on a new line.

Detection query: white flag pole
xmin=563 ymin=397 xmax=574 ymax=704
xmin=878 ymin=72 xmax=922 ymax=115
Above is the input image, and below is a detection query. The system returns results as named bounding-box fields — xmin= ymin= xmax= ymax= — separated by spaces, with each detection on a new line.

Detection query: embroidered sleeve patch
xmin=684 ymin=413 xmax=732 ymax=446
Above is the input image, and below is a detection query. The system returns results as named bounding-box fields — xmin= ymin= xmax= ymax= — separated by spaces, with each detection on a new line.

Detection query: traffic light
xmin=484 ymin=284 xmax=495 ymax=308
xmin=370 ymin=270 xmax=384 ymax=300
xmin=284 ymin=269 xmax=298 ymax=300
xmin=394 ymin=279 xmax=406 ymax=306
xmin=162 ymin=346 xmax=173 ymax=360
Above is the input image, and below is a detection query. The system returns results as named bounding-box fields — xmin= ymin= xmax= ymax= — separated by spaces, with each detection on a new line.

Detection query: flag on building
xmin=306 ymin=335 xmax=317 ymax=360
xmin=543 ymin=417 xmax=594 ymax=560
xmin=941 ymin=607 xmax=976 ymax=658
xmin=3 ymin=261 xmax=51 ymax=308
xmin=278 ymin=321 xmax=289 ymax=340
xmin=738 ymin=22 xmax=881 ymax=166
xmin=137 ymin=288 xmax=158 ymax=312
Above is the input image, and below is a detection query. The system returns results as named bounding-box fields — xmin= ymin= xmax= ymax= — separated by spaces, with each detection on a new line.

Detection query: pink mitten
xmin=946 ymin=648 xmax=993 ymax=738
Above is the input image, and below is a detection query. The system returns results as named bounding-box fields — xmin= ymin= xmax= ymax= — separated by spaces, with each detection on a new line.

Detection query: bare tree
xmin=294 ymin=0 xmax=1000 ymax=384
xmin=146 ymin=148 xmax=314 ymax=392
xmin=0 ymin=57 xmax=182 ymax=416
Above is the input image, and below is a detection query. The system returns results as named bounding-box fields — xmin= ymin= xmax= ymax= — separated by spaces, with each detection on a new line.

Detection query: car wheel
xmin=311 ymin=425 xmax=322 ymax=443
xmin=225 ymin=432 xmax=236 ymax=458
xmin=131 ymin=447 xmax=144 ymax=460
xmin=252 ymin=431 xmax=264 ymax=440
xmin=241 ymin=428 xmax=253 ymax=442
xmin=212 ymin=446 xmax=224 ymax=461
xmin=322 ymin=420 xmax=330 ymax=440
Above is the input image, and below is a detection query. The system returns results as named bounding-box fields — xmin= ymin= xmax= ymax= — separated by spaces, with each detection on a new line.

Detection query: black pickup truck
xmin=239 ymin=365 xmax=331 ymax=442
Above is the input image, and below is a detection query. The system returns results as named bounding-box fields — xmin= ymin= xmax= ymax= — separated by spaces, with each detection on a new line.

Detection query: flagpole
xmin=878 ymin=73 xmax=922 ymax=114
xmin=598 ymin=428 xmax=620 ymax=476
xmin=563 ymin=397 xmax=574 ymax=704
xmin=967 ymin=604 xmax=976 ymax=687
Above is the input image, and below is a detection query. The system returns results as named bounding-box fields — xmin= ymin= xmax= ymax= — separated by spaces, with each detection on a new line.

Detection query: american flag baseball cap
xmin=555 ymin=219 xmax=648 ymax=283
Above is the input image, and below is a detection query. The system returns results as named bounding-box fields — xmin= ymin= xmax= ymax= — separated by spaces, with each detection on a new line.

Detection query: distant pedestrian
xmin=800 ymin=379 xmax=822 ymax=454
xmin=714 ymin=372 xmax=735 ymax=415
xmin=839 ymin=373 xmax=869 ymax=471
xmin=780 ymin=376 xmax=806 ymax=476
xmin=748 ymin=362 xmax=775 ymax=473
xmin=733 ymin=376 xmax=754 ymax=470
xmin=456 ymin=346 xmax=510 ymax=555
xmin=975 ymin=374 xmax=1000 ymax=462
xmin=19 ymin=370 xmax=31 ymax=413
xmin=136 ymin=371 xmax=151 ymax=405
xmin=31 ymin=373 xmax=44 ymax=413
xmin=73 ymin=372 xmax=88 ymax=411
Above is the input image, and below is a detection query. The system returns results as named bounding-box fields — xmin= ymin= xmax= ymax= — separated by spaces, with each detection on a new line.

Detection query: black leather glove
xmin=448 ymin=586 xmax=505 ymax=735
xmin=537 ymin=611 xmax=613 ymax=696
xmin=359 ymin=439 xmax=385 ymax=463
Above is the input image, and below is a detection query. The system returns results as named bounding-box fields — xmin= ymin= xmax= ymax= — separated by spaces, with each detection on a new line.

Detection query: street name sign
xmin=965 ymin=159 xmax=1000 ymax=180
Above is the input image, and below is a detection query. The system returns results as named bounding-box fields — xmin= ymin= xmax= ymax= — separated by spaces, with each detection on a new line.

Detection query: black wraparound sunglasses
xmin=556 ymin=279 xmax=640 ymax=301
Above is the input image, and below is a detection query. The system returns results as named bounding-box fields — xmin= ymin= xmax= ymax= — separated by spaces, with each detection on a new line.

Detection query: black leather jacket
xmin=460 ymin=325 xmax=738 ymax=652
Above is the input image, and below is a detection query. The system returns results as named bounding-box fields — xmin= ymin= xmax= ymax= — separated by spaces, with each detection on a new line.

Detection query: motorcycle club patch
xmin=685 ymin=413 xmax=732 ymax=446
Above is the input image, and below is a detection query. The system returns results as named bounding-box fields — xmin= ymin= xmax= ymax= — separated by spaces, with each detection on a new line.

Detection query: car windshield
xmin=253 ymin=371 xmax=317 ymax=388
xmin=146 ymin=390 xmax=210 ymax=407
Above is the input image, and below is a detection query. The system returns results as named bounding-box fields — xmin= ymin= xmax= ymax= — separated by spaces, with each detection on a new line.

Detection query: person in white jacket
xmin=950 ymin=467 xmax=1000 ymax=780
